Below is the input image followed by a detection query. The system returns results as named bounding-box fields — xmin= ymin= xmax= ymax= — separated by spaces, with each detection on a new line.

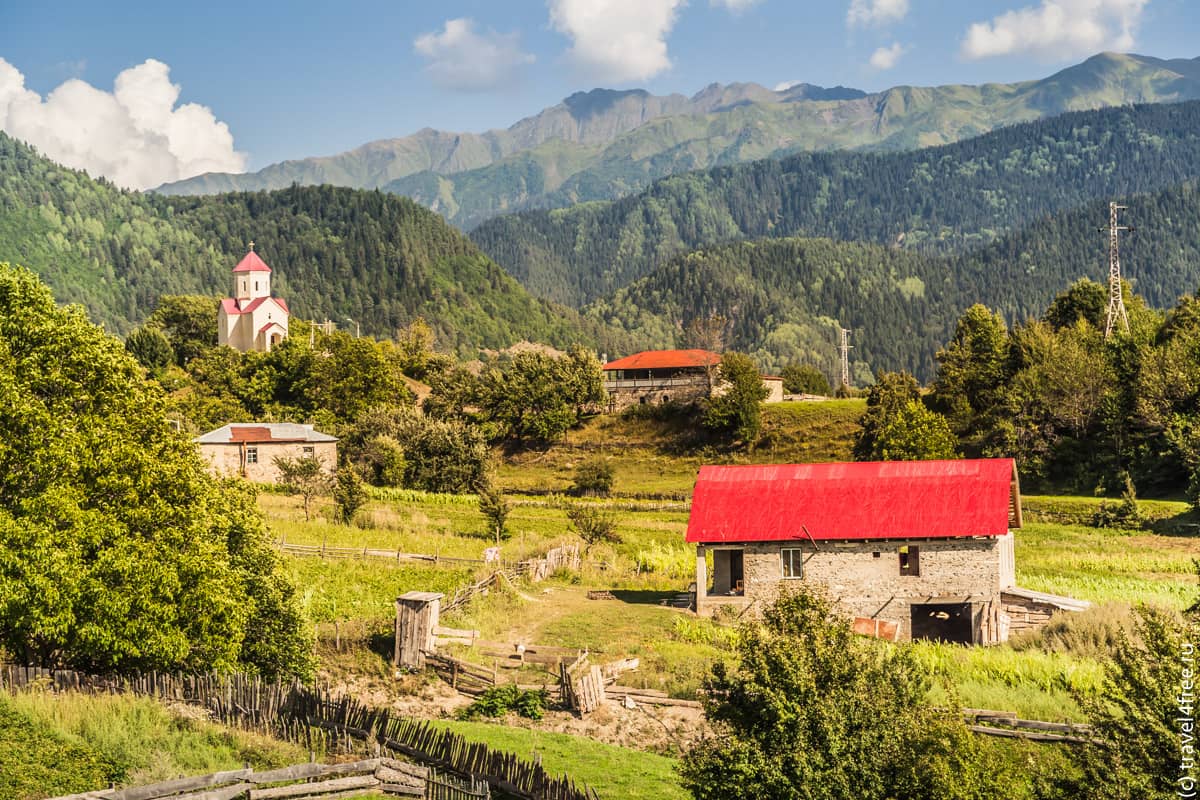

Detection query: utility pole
xmin=1100 ymin=202 xmax=1135 ymax=339
xmin=839 ymin=327 xmax=853 ymax=389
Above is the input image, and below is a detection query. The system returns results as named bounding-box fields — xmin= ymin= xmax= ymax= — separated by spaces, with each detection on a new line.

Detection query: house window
xmin=255 ymin=281 xmax=259 ymax=292
xmin=781 ymin=547 xmax=804 ymax=579
xmin=303 ymin=446 xmax=314 ymax=457
xmin=246 ymin=446 xmax=259 ymax=464
xmin=899 ymin=545 xmax=920 ymax=576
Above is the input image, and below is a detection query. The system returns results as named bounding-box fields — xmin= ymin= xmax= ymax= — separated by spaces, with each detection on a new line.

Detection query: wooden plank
xmin=167 ymin=784 xmax=255 ymax=800
xmin=110 ymin=769 xmax=253 ymax=800
xmin=377 ymin=760 xmax=428 ymax=780
xmin=248 ymin=774 xmax=380 ymax=800
xmin=378 ymin=784 xmax=423 ymax=797
xmin=250 ymin=759 xmax=380 ymax=784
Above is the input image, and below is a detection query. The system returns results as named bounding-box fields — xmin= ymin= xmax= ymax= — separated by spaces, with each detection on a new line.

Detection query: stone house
xmin=602 ymin=349 xmax=783 ymax=411
xmin=687 ymin=459 xmax=1086 ymax=644
xmin=218 ymin=245 xmax=290 ymax=353
xmin=194 ymin=423 xmax=337 ymax=483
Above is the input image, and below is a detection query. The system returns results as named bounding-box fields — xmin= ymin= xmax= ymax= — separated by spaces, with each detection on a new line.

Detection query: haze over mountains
xmin=156 ymin=53 xmax=1200 ymax=228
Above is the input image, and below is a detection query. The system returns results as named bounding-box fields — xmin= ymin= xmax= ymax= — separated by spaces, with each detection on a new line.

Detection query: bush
xmin=476 ymin=482 xmax=511 ymax=543
xmin=332 ymin=467 xmax=369 ymax=525
xmin=571 ymin=457 xmax=615 ymax=497
xmin=1090 ymin=475 xmax=1143 ymax=529
xmin=781 ymin=363 xmax=831 ymax=396
xmin=565 ymin=503 xmax=621 ymax=549
xmin=458 ymin=685 xmax=547 ymax=721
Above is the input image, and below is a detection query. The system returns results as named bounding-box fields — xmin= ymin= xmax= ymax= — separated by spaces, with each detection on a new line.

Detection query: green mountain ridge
xmin=472 ymin=99 xmax=1200 ymax=307
xmin=154 ymin=53 xmax=1200 ymax=229
xmin=0 ymin=132 xmax=601 ymax=353
xmin=587 ymin=181 xmax=1200 ymax=382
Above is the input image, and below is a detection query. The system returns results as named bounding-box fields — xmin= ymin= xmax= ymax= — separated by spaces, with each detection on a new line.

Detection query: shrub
xmin=476 ymin=482 xmax=511 ymax=543
xmin=565 ymin=503 xmax=621 ymax=549
xmin=332 ymin=467 xmax=369 ymax=525
xmin=571 ymin=457 xmax=615 ymax=497
xmin=458 ymin=686 xmax=547 ymax=721
xmin=1090 ymin=475 xmax=1143 ymax=529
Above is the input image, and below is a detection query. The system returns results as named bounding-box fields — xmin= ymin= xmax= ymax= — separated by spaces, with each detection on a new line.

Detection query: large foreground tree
xmin=0 ymin=264 xmax=311 ymax=677
xmin=681 ymin=589 xmax=1010 ymax=800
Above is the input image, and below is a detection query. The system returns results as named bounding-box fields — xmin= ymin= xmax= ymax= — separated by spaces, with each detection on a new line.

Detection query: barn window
xmin=781 ymin=547 xmax=803 ymax=579
xmin=246 ymin=446 xmax=259 ymax=464
xmin=899 ymin=545 xmax=920 ymax=576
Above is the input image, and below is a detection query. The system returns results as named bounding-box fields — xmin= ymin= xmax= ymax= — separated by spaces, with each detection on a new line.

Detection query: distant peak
xmin=562 ymin=88 xmax=651 ymax=120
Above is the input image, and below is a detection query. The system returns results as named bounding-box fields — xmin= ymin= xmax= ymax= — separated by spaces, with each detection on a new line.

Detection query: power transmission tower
xmin=1100 ymin=202 xmax=1135 ymax=338
xmin=839 ymin=327 xmax=853 ymax=389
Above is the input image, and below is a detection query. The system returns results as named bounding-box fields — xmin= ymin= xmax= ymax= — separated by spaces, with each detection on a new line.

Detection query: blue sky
xmin=1 ymin=0 xmax=1197 ymax=187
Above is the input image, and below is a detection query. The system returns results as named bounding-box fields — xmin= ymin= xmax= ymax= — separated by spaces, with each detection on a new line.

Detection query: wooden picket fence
xmin=1 ymin=665 xmax=598 ymax=800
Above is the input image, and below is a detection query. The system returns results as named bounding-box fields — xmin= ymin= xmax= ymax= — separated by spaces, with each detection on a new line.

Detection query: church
xmin=218 ymin=244 xmax=290 ymax=353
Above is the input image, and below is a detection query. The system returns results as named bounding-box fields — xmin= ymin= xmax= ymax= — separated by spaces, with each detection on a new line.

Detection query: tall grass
xmin=1 ymin=692 xmax=303 ymax=795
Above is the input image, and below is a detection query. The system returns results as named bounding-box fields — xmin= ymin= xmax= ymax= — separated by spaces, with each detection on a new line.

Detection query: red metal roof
xmin=685 ymin=459 xmax=1018 ymax=543
xmin=603 ymin=349 xmax=720 ymax=371
xmin=232 ymin=250 xmax=272 ymax=273
xmin=228 ymin=425 xmax=305 ymax=443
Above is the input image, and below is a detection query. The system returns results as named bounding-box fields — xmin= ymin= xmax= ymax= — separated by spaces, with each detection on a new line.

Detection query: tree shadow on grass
xmin=610 ymin=590 xmax=680 ymax=605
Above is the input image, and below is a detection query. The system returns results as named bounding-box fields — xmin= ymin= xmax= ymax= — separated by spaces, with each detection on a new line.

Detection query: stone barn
xmin=195 ymin=423 xmax=337 ymax=483
xmin=602 ymin=349 xmax=784 ymax=411
xmin=687 ymin=459 xmax=1085 ymax=644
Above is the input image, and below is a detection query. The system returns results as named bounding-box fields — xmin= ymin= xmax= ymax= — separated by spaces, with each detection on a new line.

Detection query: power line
xmin=1100 ymin=202 xmax=1135 ymax=338
xmin=840 ymin=327 xmax=853 ymax=389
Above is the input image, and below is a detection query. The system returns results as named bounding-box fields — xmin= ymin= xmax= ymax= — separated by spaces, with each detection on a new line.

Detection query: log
xmin=110 ymin=769 xmax=253 ymax=800
xmin=250 ymin=759 xmax=380 ymax=784
xmin=248 ymin=774 xmax=380 ymax=800
xmin=607 ymin=685 xmax=667 ymax=697
xmin=378 ymin=784 xmax=423 ymax=797
xmin=377 ymin=760 xmax=428 ymax=781
xmin=374 ymin=767 xmax=423 ymax=786
xmin=166 ymin=784 xmax=255 ymax=800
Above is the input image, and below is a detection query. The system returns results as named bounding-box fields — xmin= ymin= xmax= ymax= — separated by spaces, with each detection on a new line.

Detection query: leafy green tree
xmin=681 ymin=589 xmax=1008 ymax=800
xmin=0 ymin=263 xmax=310 ymax=677
xmin=474 ymin=348 xmax=605 ymax=443
xmin=565 ymin=503 xmax=620 ymax=550
xmin=273 ymin=455 xmax=332 ymax=522
xmin=929 ymin=304 xmax=1008 ymax=443
xmin=703 ymin=352 xmax=769 ymax=443
xmin=780 ymin=363 xmax=831 ymax=396
xmin=397 ymin=415 xmax=489 ymax=494
xmin=392 ymin=318 xmax=453 ymax=380
xmin=1064 ymin=604 xmax=1199 ymax=800
xmin=146 ymin=294 xmax=219 ymax=365
xmin=853 ymin=371 xmax=920 ymax=460
xmin=124 ymin=326 xmax=174 ymax=372
xmin=476 ymin=482 xmax=511 ymax=543
xmin=1044 ymin=279 xmax=1107 ymax=331
xmin=332 ymin=467 xmax=369 ymax=525
xmin=571 ymin=456 xmax=615 ymax=497
xmin=874 ymin=401 xmax=960 ymax=461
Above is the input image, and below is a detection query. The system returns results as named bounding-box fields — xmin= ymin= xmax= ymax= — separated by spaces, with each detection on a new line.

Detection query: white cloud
xmin=548 ymin=0 xmax=686 ymax=83
xmin=414 ymin=18 xmax=535 ymax=91
xmin=869 ymin=42 xmax=907 ymax=70
xmin=0 ymin=58 xmax=244 ymax=190
xmin=960 ymin=0 xmax=1147 ymax=60
xmin=774 ymin=80 xmax=802 ymax=91
xmin=847 ymin=0 xmax=910 ymax=27
xmin=711 ymin=0 xmax=761 ymax=12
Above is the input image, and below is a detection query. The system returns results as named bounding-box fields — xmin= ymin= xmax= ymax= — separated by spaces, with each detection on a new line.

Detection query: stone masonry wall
xmin=700 ymin=536 xmax=1008 ymax=642
xmin=198 ymin=441 xmax=338 ymax=483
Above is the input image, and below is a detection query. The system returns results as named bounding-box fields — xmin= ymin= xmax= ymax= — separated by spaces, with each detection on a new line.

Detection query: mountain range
xmin=156 ymin=53 xmax=1200 ymax=229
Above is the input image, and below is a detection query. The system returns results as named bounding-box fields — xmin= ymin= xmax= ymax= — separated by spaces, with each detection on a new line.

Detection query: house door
xmin=910 ymin=602 xmax=975 ymax=644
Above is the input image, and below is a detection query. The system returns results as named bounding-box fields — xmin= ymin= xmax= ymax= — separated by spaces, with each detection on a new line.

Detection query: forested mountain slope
xmin=0 ymin=133 xmax=599 ymax=352
xmin=475 ymin=101 xmax=1200 ymax=307
xmin=158 ymin=53 xmax=1200 ymax=229
xmin=589 ymin=182 xmax=1200 ymax=381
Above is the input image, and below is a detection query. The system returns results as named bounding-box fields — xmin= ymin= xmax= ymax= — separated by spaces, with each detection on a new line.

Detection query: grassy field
xmin=434 ymin=721 xmax=688 ymax=800
xmin=495 ymin=400 xmax=865 ymax=496
xmin=0 ymin=692 xmax=304 ymax=800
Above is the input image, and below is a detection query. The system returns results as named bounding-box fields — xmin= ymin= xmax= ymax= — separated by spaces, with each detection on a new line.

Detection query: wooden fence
xmin=1 ymin=665 xmax=597 ymax=800
xmin=45 ymin=757 xmax=435 ymax=800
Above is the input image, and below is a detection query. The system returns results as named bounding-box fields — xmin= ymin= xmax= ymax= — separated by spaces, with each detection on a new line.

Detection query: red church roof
xmin=220 ymin=296 xmax=288 ymax=315
xmin=685 ymin=459 xmax=1019 ymax=544
xmin=604 ymin=349 xmax=720 ymax=371
xmin=232 ymin=250 xmax=272 ymax=273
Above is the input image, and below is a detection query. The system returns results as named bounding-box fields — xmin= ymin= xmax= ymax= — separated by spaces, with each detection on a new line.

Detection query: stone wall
xmin=198 ymin=441 xmax=338 ymax=483
xmin=697 ymin=534 xmax=1012 ymax=643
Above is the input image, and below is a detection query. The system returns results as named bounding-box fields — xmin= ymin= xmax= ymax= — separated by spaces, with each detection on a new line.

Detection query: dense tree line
xmin=472 ymin=101 xmax=1200 ymax=307
xmin=0 ymin=133 xmax=612 ymax=353
xmin=581 ymin=177 xmax=1200 ymax=381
